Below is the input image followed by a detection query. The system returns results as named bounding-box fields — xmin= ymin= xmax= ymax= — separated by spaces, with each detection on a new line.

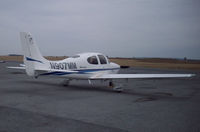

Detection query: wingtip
xmin=190 ymin=74 xmax=196 ymax=77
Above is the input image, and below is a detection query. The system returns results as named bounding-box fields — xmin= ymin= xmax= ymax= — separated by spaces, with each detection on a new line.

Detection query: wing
xmin=90 ymin=73 xmax=195 ymax=79
xmin=7 ymin=66 xmax=195 ymax=79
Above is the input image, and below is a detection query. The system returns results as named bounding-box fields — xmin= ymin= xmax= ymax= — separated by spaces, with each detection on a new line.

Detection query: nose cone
xmin=110 ymin=62 xmax=120 ymax=69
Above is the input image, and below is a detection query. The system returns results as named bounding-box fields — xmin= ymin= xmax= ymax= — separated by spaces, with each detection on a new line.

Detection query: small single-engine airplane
xmin=8 ymin=32 xmax=195 ymax=91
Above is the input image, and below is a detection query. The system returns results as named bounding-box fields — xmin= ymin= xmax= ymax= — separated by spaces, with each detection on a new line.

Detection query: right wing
xmin=7 ymin=65 xmax=195 ymax=79
xmin=90 ymin=73 xmax=195 ymax=79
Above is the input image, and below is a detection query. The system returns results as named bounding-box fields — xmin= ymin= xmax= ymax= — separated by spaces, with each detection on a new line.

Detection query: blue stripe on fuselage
xmin=40 ymin=71 xmax=72 ymax=76
xmin=75 ymin=68 xmax=119 ymax=73
xmin=39 ymin=68 xmax=120 ymax=76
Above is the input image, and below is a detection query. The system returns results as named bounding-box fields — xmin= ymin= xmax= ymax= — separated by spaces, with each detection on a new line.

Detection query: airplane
xmin=8 ymin=32 xmax=195 ymax=92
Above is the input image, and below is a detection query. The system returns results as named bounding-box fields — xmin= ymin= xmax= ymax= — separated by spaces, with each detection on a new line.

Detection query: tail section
xmin=20 ymin=32 xmax=49 ymax=77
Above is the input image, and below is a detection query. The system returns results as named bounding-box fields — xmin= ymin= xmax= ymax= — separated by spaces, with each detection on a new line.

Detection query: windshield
xmin=98 ymin=55 xmax=107 ymax=64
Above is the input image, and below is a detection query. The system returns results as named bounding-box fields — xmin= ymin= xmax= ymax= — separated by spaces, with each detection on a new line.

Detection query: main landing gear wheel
xmin=62 ymin=79 xmax=71 ymax=86
xmin=109 ymin=81 xmax=123 ymax=92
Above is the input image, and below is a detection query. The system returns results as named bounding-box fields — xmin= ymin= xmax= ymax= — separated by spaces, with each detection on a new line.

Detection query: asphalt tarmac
xmin=0 ymin=62 xmax=200 ymax=132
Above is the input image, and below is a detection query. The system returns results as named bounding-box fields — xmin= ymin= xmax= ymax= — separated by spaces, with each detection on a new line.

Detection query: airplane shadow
xmin=122 ymin=89 xmax=190 ymax=102
xmin=8 ymin=80 xmax=114 ymax=93
xmin=4 ymin=80 xmax=191 ymax=102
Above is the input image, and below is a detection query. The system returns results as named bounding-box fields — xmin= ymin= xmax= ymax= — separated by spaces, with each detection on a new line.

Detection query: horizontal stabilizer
xmin=7 ymin=66 xmax=78 ymax=76
xmin=7 ymin=66 xmax=25 ymax=70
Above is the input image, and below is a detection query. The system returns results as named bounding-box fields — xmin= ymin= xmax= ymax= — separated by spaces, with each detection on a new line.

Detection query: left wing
xmin=90 ymin=73 xmax=195 ymax=79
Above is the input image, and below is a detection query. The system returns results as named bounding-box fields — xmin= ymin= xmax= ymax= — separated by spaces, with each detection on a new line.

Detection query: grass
xmin=110 ymin=58 xmax=200 ymax=70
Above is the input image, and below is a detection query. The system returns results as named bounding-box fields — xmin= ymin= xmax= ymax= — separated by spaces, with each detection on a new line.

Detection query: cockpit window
xmin=98 ymin=55 xmax=107 ymax=64
xmin=87 ymin=56 xmax=98 ymax=65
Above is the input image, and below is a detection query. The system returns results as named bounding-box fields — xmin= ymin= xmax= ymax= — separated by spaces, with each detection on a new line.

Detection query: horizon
xmin=1 ymin=54 xmax=200 ymax=61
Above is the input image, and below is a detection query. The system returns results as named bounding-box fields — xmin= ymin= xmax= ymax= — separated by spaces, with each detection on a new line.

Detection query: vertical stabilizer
xmin=20 ymin=32 xmax=48 ymax=77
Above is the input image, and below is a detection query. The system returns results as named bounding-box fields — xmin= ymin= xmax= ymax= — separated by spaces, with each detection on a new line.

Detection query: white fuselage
xmin=41 ymin=52 xmax=120 ymax=79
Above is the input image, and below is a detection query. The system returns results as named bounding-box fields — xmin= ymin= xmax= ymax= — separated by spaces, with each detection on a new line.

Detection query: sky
xmin=0 ymin=0 xmax=200 ymax=59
